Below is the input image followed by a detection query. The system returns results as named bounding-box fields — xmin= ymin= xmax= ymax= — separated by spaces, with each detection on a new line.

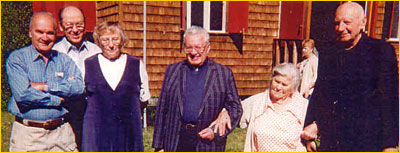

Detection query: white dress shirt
xmin=53 ymin=37 xmax=102 ymax=77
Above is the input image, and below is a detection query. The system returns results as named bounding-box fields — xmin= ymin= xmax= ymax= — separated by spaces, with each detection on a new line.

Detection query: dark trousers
xmin=63 ymin=98 xmax=87 ymax=151
xmin=176 ymin=128 xmax=197 ymax=152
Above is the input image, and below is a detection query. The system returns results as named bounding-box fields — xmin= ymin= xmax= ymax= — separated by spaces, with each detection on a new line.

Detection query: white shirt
xmin=240 ymin=90 xmax=308 ymax=152
xmin=98 ymin=53 xmax=151 ymax=102
xmin=299 ymin=54 xmax=318 ymax=96
xmin=53 ymin=37 xmax=102 ymax=77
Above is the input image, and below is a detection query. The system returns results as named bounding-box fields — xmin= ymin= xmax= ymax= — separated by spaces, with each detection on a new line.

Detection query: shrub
xmin=1 ymin=2 xmax=32 ymax=110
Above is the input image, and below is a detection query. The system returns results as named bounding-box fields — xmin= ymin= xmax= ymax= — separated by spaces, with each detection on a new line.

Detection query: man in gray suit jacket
xmin=152 ymin=26 xmax=243 ymax=152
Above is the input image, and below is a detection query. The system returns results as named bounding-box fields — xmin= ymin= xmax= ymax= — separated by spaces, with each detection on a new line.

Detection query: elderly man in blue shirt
xmin=6 ymin=11 xmax=84 ymax=152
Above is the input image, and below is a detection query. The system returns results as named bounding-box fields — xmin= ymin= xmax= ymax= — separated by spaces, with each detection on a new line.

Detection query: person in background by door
xmin=297 ymin=39 xmax=318 ymax=99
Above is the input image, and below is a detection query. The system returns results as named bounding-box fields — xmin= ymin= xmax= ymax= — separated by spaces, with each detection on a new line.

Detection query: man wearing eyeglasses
xmin=152 ymin=26 xmax=242 ymax=152
xmin=52 ymin=6 xmax=101 ymax=151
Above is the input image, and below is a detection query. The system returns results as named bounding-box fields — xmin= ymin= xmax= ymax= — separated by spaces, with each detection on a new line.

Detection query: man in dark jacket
xmin=302 ymin=2 xmax=399 ymax=152
xmin=152 ymin=26 xmax=242 ymax=152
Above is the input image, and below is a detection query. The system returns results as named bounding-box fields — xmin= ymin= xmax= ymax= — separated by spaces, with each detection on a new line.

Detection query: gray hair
xmin=93 ymin=21 xmax=126 ymax=48
xmin=29 ymin=11 xmax=57 ymax=32
xmin=271 ymin=63 xmax=300 ymax=93
xmin=183 ymin=26 xmax=210 ymax=44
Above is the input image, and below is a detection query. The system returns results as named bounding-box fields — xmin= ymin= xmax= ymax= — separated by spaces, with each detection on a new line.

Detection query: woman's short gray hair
xmin=183 ymin=26 xmax=210 ymax=44
xmin=93 ymin=21 xmax=126 ymax=48
xmin=271 ymin=63 xmax=300 ymax=93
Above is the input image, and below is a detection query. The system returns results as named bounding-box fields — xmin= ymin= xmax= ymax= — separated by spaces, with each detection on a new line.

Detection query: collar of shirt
xmin=186 ymin=58 xmax=209 ymax=72
xmin=264 ymin=90 xmax=304 ymax=118
xmin=30 ymin=45 xmax=58 ymax=62
xmin=60 ymin=37 xmax=87 ymax=53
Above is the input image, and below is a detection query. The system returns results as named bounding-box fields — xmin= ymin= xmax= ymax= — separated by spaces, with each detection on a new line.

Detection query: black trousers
xmin=176 ymin=128 xmax=198 ymax=152
xmin=63 ymin=98 xmax=86 ymax=151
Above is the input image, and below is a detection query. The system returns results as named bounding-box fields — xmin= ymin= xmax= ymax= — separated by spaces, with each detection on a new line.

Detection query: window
xmin=382 ymin=1 xmax=399 ymax=40
xmin=186 ymin=1 xmax=227 ymax=33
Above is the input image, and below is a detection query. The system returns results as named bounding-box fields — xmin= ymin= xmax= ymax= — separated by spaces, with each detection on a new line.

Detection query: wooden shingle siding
xmin=373 ymin=1 xmax=386 ymax=39
xmin=229 ymin=1 xmax=280 ymax=96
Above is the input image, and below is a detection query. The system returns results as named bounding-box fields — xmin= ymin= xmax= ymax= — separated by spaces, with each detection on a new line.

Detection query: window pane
xmin=191 ymin=1 xmax=203 ymax=27
xmin=210 ymin=1 xmax=223 ymax=31
xmin=390 ymin=2 xmax=398 ymax=38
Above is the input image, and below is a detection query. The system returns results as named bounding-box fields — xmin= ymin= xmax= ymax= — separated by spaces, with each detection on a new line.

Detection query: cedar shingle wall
xmin=96 ymin=1 xmax=280 ymax=97
xmin=234 ymin=1 xmax=280 ymax=95
xmin=373 ymin=1 xmax=385 ymax=39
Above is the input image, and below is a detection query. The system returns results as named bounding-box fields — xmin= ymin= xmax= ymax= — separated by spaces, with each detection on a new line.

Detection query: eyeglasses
xmin=62 ymin=22 xmax=85 ymax=31
xmin=100 ymin=37 xmax=121 ymax=45
xmin=184 ymin=43 xmax=209 ymax=54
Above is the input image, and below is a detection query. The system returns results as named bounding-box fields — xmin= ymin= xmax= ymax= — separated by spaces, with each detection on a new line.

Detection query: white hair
xmin=183 ymin=26 xmax=210 ymax=44
xmin=271 ymin=63 xmax=301 ymax=93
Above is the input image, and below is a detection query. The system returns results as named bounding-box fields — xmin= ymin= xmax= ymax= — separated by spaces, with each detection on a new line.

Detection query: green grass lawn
xmin=1 ymin=111 xmax=246 ymax=152
xmin=1 ymin=111 xmax=14 ymax=152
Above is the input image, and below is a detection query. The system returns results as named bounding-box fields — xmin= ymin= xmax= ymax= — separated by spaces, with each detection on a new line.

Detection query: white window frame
xmin=187 ymin=1 xmax=227 ymax=33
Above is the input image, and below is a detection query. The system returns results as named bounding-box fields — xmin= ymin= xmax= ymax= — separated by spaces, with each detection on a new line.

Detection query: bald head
xmin=334 ymin=2 xmax=367 ymax=48
xmin=29 ymin=11 xmax=57 ymax=54
xmin=29 ymin=11 xmax=57 ymax=31
xmin=336 ymin=2 xmax=365 ymax=21
xmin=58 ymin=6 xmax=85 ymax=23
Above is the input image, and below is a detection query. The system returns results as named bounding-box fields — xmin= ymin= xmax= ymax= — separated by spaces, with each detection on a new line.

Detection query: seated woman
xmin=82 ymin=21 xmax=150 ymax=152
xmin=297 ymin=39 xmax=318 ymax=99
xmin=241 ymin=63 xmax=308 ymax=152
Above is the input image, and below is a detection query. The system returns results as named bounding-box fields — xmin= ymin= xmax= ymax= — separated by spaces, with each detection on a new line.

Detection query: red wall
xmin=32 ymin=1 xmax=97 ymax=36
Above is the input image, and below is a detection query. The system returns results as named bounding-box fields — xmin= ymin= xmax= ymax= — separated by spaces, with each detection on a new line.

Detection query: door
xmin=279 ymin=1 xmax=306 ymax=39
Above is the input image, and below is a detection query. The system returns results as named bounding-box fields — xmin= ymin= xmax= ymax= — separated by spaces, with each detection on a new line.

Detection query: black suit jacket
xmin=305 ymin=34 xmax=399 ymax=151
xmin=152 ymin=59 xmax=242 ymax=152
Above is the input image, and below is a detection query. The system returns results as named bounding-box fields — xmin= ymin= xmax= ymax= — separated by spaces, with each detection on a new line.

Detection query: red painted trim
xmin=388 ymin=1 xmax=395 ymax=38
xmin=370 ymin=2 xmax=378 ymax=38
xmin=228 ymin=1 xmax=249 ymax=33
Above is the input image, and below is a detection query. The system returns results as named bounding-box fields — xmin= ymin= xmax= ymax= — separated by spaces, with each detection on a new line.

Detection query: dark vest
xmin=82 ymin=54 xmax=144 ymax=152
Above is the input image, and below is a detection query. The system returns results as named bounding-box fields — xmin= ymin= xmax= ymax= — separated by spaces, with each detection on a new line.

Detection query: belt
xmin=15 ymin=116 xmax=65 ymax=130
xmin=182 ymin=123 xmax=197 ymax=130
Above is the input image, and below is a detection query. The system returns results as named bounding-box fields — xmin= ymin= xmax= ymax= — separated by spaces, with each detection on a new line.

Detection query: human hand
xmin=297 ymin=63 xmax=301 ymax=68
xmin=155 ymin=148 xmax=164 ymax=152
xmin=209 ymin=109 xmax=231 ymax=136
xmin=382 ymin=147 xmax=398 ymax=152
xmin=68 ymin=76 xmax=75 ymax=81
xmin=303 ymin=92 xmax=310 ymax=99
xmin=198 ymin=127 xmax=215 ymax=140
xmin=301 ymin=122 xmax=318 ymax=140
xmin=30 ymin=82 xmax=48 ymax=91
xmin=306 ymin=141 xmax=317 ymax=152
